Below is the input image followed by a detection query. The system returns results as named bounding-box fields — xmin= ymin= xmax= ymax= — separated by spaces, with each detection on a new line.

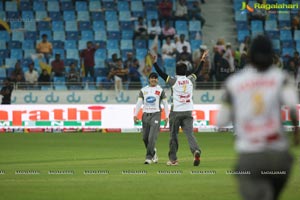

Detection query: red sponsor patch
xmin=155 ymin=90 xmax=160 ymax=95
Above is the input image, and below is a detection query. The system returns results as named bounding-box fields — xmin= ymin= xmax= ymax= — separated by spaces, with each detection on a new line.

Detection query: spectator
xmin=162 ymin=36 xmax=176 ymax=60
xmin=36 ymin=34 xmax=52 ymax=63
xmin=215 ymin=49 xmax=231 ymax=82
xmin=175 ymin=34 xmax=191 ymax=54
xmin=66 ymin=62 xmax=81 ymax=89
xmin=51 ymin=53 xmax=65 ymax=77
xmin=177 ymin=45 xmax=192 ymax=64
xmin=239 ymin=36 xmax=251 ymax=55
xmin=128 ymin=58 xmax=142 ymax=89
xmin=106 ymin=53 xmax=119 ymax=71
xmin=25 ymin=63 xmax=39 ymax=88
xmin=144 ymin=46 xmax=163 ymax=78
xmin=38 ymin=69 xmax=51 ymax=86
xmin=292 ymin=10 xmax=300 ymax=36
xmin=162 ymin=20 xmax=176 ymax=40
xmin=158 ymin=0 xmax=173 ymax=21
xmin=192 ymin=45 xmax=210 ymax=70
xmin=188 ymin=1 xmax=205 ymax=27
xmin=224 ymin=43 xmax=235 ymax=72
xmin=174 ymin=0 xmax=188 ymax=20
xmin=124 ymin=52 xmax=134 ymax=70
xmin=10 ymin=60 xmax=25 ymax=83
xmin=108 ymin=58 xmax=128 ymax=100
xmin=273 ymin=53 xmax=284 ymax=69
xmin=80 ymin=41 xmax=98 ymax=78
xmin=284 ymin=59 xmax=297 ymax=79
xmin=148 ymin=19 xmax=162 ymax=40
xmin=134 ymin=16 xmax=148 ymax=40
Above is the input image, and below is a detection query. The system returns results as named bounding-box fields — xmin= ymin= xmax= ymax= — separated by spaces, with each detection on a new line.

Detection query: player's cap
xmin=148 ymin=72 xmax=158 ymax=79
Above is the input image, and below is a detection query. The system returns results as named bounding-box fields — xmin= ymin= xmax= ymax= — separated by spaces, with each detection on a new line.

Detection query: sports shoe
xmin=193 ymin=150 xmax=201 ymax=166
xmin=152 ymin=148 xmax=158 ymax=163
xmin=144 ymin=159 xmax=152 ymax=164
xmin=166 ymin=160 xmax=178 ymax=166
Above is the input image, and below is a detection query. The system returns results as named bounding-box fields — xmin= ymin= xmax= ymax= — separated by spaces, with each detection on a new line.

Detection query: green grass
xmin=0 ymin=133 xmax=299 ymax=200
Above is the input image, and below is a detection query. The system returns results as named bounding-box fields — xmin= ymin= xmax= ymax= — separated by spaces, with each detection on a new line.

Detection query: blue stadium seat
xmin=120 ymin=21 xmax=134 ymax=30
xmin=119 ymin=11 xmax=132 ymax=21
xmin=5 ymin=1 xmax=17 ymax=12
xmin=5 ymin=58 xmax=17 ymax=69
xmin=134 ymin=40 xmax=147 ymax=49
xmin=237 ymin=30 xmax=250 ymax=43
xmin=107 ymin=40 xmax=119 ymax=49
xmin=265 ymin=20 xmax=279 ymax=39
xmin=251 ymin=20 xmax=264 ymax=32
xmin=135 ymin=48 xmax=148 ymax=60
xmin=22 ymin=11 xmax=34 ymax=20
xmin=144 ymin=1 xmax=157 ymax=11
xmin=93 ymin=21 xmax=105 ymax=31
xmin=24 ymin=21 xmax=36 ymax=31
xmin=78 ymin=40 xmax=88 ymax=50
xmin=53 ymin=31 xmax=66 ymax=41
xmin=10 ymin=21 xmax=22 ymax=30
xmin=131 ymin=1 xmax=143 ymax=12
xmin=39 ymin=31 xmax=52 ymax=41
xmin=77 ymin=11 xmax=90 ymax=21
xmin=38 ymin=21 xmax=51 ymax=31
xmin=52 ymin=21 xmax=64 ymax=31
xmin=47 ymin=1 xmax=59 ymax=12
xmin=94 ymin=41 xmax=106 ymax=48
xmin=294 ymin=30 xmax=300 ymax=41
xmin=64 ymin=11 xmax=76 ymax=21
xmin=189 ymin=21 xmax=201 ymax=32
xmin=282 ymin=48 xmax=295 ymax=57
xmin=12 ymin=32 xmax=24 ymax=41
xmin=49 ymin=12 xmax=62 ymax=21
xmin=23 ymin=49 xmax=36 ymax=59
xmin=53 ymin=49 xmax=65 ymax=59
xmin=107 ymin=49 xmax=120 ymax=58
xmin=107 ymin=21 xmax=120 ymax=31
xmin=91 ymin=12 xmax=105 ymax=21
xmin=8 ymin=41 xmax=21 ymax=49
xmin=10 ymin=49 xmax=23 ymax=60
xmin=278 ymin=12 xmax=291 ymax=29
xmin=61 ymin=1 xmax=74 ymax=11
xmin=66 ymin=31 xmax=80 ymax=40
xmin=79 ymin=21 xmax=91 ymax=31
xmin=118 ymin=1 xmax=129 ymax=11
xmin=0 ymin=41 xmax=6 ymax=49
xmin=190 ymin=40 xmax=202 ymax=51
xmin=146 ymin=11 xmax=158 ymax=20
xmin=0 ymin=31 xmax=10 ymax=41
xmin=52 ymin=40 xmax=64 ymax=49
xmin=95 ymin=49 xmax=107 ymax=60
xmin=105 ymin=11 xmax=118 ymax=21
xmin=6 ymin=11 xmax=19 ymax=20
xmin=176 ymin=20 xmax=188 ymax=31
xmin=107 ymin=31 xmax=121 ymax=40
xmin=65 ymin=40 xmax=77 ymax=50
xmin=76 ymin=1 xmax=87 ymax=11
xmin=122 ymin=31 xmax=134 ymax=39
xmin=89 ymin=1 xmax=102 ymax=11
xmin=121 ymin=49 xmax=134 ymax=60
xmin=121 ymin=40 xmax=133 ymax=50
xmin=33 ymin=1 xmax=46 ymax=11
xmin=81 ymin=30 xmax=94 ymax=40
xmin=66 ymin=49 xmax=79 ymax=60
xmin=103 ymin=0 xmax=116 ymax=10
xmin=94 ymin=31 xmax=107 ymax=41
xmin=66 ymin=21 xmax=78 ymax=31
xmin=164 ymin=58 xmax=176 ymax=69
xmin=0 ymin=50 xmax=10 ymax=59
xmin=280 ymin=30 xmax=293 ymax=41
xmin=23 ymin=40 xmax=35 ymax=49
xmin=36 ymin=11 xmax=48 ymax=21
xmin=272 ymin=39 xmax=280 ymax=54
xmin=0 ymin=68 xmax=6 ymax=78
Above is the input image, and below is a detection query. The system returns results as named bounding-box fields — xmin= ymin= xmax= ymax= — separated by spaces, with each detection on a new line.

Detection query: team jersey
xmin=221 ymin=65 xmax=298 ymax=153
xmin=167 ymin=74 xmax=196 ymax=112
xmin=138 ymin=85 xmax=167 ymax=113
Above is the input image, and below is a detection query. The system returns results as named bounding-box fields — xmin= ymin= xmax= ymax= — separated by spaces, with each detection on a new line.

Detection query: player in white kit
xmin=150 ymin=51 xmax=208 ymax=166
xmin=217 ymin=35 xmax=299 ymax=200
xmin=134 ymin=72 xmax=169 ymax=164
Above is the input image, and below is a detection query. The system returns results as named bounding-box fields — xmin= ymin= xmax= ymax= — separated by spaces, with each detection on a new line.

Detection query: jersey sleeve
xmin=166 ymin=76 xmax=176 ymax=87
xmin=216 ymin=84 xmax=233 ymax=127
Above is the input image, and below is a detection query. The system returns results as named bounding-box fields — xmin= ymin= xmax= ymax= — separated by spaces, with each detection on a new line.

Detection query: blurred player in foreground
xmin=216 ymin=35 xmax=299 ymax=200
xmin=134 ymin=72 xmax=169 ymax=164
xmin=150 ymin=50 xmax=208 ymax=166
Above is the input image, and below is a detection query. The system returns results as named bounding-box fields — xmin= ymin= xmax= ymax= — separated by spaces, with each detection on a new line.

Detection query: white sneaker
xmin=166 ymin=160 xmax=178 ymax=166
xmin=152 ymin=148 xmax=158 ymax=163
xmin=144 ymin=159 xmax=152 ymax=164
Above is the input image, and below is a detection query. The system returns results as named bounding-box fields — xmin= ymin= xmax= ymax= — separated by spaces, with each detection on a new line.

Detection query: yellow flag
xmin=39 ymin=61 xmax=52 ymax=75
xmin=0 ymin=19 xmax=11 ymax=33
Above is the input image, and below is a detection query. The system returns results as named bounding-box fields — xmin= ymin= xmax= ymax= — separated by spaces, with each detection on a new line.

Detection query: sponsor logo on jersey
xmin=146 ymin=96 xmax=156 ymax=103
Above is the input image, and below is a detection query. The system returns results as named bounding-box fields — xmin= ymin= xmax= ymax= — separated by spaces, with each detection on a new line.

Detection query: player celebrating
xmin=150 ymin=50 xmax=208 ymax=166
xmin=134 ymin=72 xmax=169 ymax=164
xmin=217 ymin=35 xmax=299 ymax=200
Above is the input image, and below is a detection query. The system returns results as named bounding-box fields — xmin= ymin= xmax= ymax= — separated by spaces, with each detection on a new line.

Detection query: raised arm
xmin=149 ymin=53 xmax=169 ymax=81
xmin=192 ymin=50 xmax=209 ymax=78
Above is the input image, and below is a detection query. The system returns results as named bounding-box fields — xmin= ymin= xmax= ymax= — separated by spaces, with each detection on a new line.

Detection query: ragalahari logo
xmin=241 ymin=2 xmax=254 ymax=12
